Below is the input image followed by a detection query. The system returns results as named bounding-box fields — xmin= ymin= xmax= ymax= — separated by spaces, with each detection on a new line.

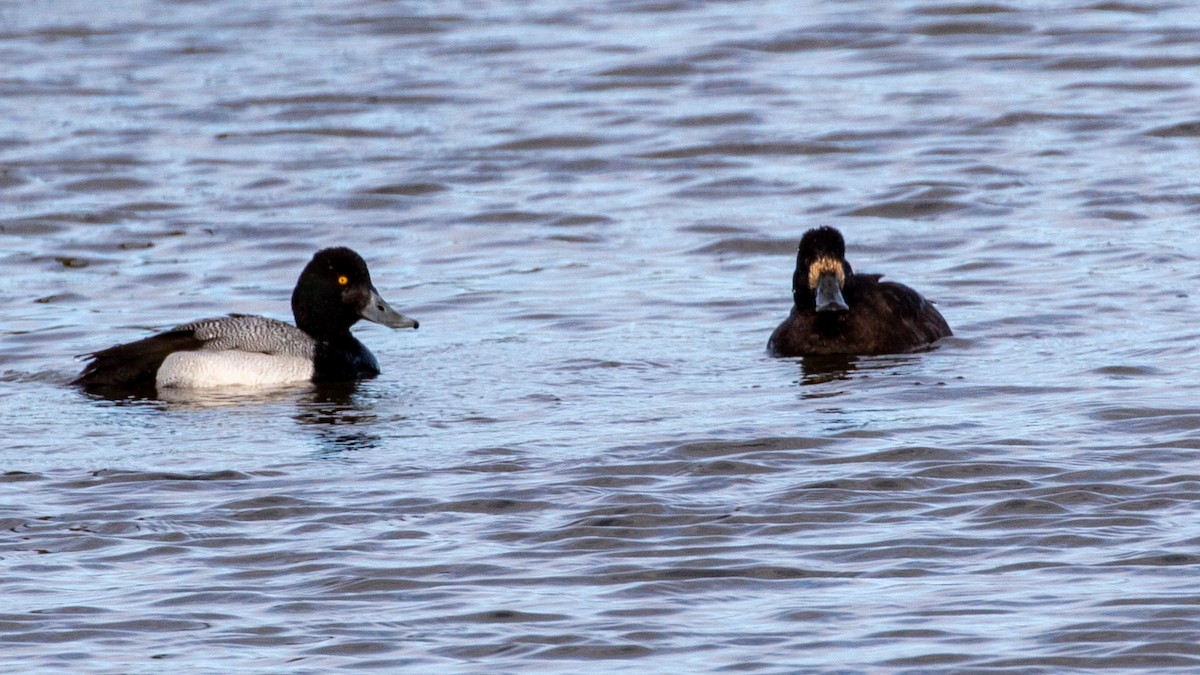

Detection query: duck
xmin=73 ymin=247 xmax=418 ymax=396
xmin=768 ymin=226 xmax=950 ymax=356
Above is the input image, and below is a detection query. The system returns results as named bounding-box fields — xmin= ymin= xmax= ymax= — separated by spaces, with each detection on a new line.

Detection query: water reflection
xmin=294 ymin=381 xmax=384 ymax=454
xmin=80 ymin=378 xmax=387 ymax=454
xmin=152 ymin=384 xmax=301 ymax=407
xmin=794 ymin=352 xmax=938 ymax=396
xmin=798 ymin=354 xmax=859 ymax=387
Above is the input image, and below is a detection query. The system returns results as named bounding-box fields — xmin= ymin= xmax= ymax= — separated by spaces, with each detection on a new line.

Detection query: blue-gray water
xmin=3 ymin=1 xmax=1200 ymax=672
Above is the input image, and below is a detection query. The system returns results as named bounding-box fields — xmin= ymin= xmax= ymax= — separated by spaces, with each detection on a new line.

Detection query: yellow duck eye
xmin=337 ymin=275 xmax=349 ymax=286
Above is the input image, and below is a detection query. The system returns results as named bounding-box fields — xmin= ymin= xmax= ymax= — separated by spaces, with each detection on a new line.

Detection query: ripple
xmin=492 ymin=135 xmax=609 ymax=151
xmin=1145 ymin=121 xmax=1200 ymax=137
xmin=842 ymin=198 xmax=971 ymax=218
xmin=638 ymin=141 xmax=855 ymax=159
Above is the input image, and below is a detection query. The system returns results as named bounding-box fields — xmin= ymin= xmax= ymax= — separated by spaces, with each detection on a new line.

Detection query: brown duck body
xmin=768 ymin=273 xmax=950 ymax=356
xmin=768 ymin=226 xmax=951 ymax=357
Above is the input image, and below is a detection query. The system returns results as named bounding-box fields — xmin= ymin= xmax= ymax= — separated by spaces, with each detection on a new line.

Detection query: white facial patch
xmin=807 ymin=257 xmax=845 ymax=290
xmin=156 ymin=350 xmax=314 ymax=389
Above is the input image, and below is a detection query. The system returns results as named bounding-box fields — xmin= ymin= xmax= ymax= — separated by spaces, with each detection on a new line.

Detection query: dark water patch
xmin=638 ymin=141 xmax=855 ymax=160
xmin=115 ymin=201 xmax=181 ymax=213
xmin=534 ymin=643 xmax=655 ymax=660
xmin=218 ymin=93 xmax=456 ymax=110
xmin=1086 ymin=2 xmax=1176 ymax=13
xmin=599 ymin=565 xmax=856 ymax=584
xmin=30 ymin=255 xmax=96 ymax=269
xmin=492 ymin=135 xmax=608 ymax=151
xmin=1079 ymin=190 xmax=1200 ymax=208
xmin=240 ymin=177 xmax=288 ymax=190
xmin=311 ymin=12 xmax=465 ymax=36
xmin=1092 ymin=406 xmax=1200 ymax=433
xmin=545 ymin=233 xmax=604 ymax=244
xmin=550 ymin=507 xmax=736 ymax=537
xmin=553 ymin=358 xmax=668 ymax=372
xmin=912 ymin=458 xmax=1046 ymax=480
xmin=1106 ymin=553 xmax=1200 ymax=567
xmin=932 ymin=478 xmax=1037 ymax=494
xmin=981 ymin=110 xmax=1114 ymax=128
xmin=462 ymin=210 xmax=554 ymax=225
xmin=58 ymin=469 xmax=254 ymax=490
xmin=1085 ymin=208 xmax=1145 ymax=221
xmin=305 ymin=640 xmax=399 ymax=657
xmin=728 ymin=25 xmax=904 ymax=53
xmin=1145 ymin=121 xmax=1200 ymax=137
xmin=16 ymin=153 xmax=144 ymax=173
xmin=1035 ymin=486 xmax=1136 ymax=509
xmin=551 ymin=214 xmax=612 ymax=227
xmin=912 ymin=3 xmax=1019 ymax=15
xmin=797 ymin=476 xmax=932 ymax=494
xmin=215 ymin=127 xmax=403 ymax=140
xmin=1091 ymin=364 xmax=1166 ymax=377
xmin=977 ymin=497 xmax=1071 ymax=516
xmin=681 ymin=459 xmax=782 ymax=476
xmin=672 ymin=177 xmax=808 ymax=200
xmin=692 ymin=237 xmax=798 ymax=256
xmin=268 ymin=104 xmax=373 ymax=122
xmin=0 ymin=471 xmax=42 ymax=483
xmin=618 ymin=0 xmax=707 ymax=13
xmin=1066 ymin=79 xmax=1190 ymax=91
xmin=359 ymin=182 xmax=448 ymax=196
xmin=882 ymin=652 xmax=974 ymax=668
xmin=1101 ymin=594 xmax=1200 ymax=607
xmin=348 ymin=183 xmax=451 ymax=207
xmin=544 ymin=157 xmax=625 ymax=172
xmin=670 ymin=436 xmax=831 ymax=459
xmin=943 ymin=258 xmax=1015 ymax=273
xmin=452 ymin=459 xmax=531 ymax=475
xmin=433 ymin=498 xmax=554 ymax=515
xmin=597 ymin=61 xmax=699 ymax=78
xmin=578 ymin=78 xmax=688 ymax=92
xmin=0 ymin=22 xmax=134 ymax=40
xmin=155 ymin=43 xmax=228 ymax=58
xmin=151 ymin=591 xmax=279 ymax=608
xmin=816 ymin=446 xmax=962 ymax=465
xmin=662 ymin=112 xmax=761 ymax=127
xmin=563 ymin=474 xmax=661 ymax=489
xmin=678 ymin=223 xmax=755 ymax=235
xmin=0 ymin=218 xmax=68 ymax=236
xmin=916 ymin=21 xmax=1033 ymax=36
xmin=815 ymin=128 xmax=928 ymax=144
xmin=0 ymin=169 xmax=28 ymax=189
xmin=440 ymin=609 xmax=567 ymax=624
xmin=842 ymin=198 xmax=971 ymax=218
xmin=1045 ymin=55 xmax=1200 ymax=70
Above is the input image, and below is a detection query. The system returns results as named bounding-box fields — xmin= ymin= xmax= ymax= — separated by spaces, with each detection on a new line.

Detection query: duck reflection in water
xmin=769 ymin=226 xmax=951 ymax=357
xmin=295 ymin=381 xmax=385 ymax=454
xmin=798 ymin=354 xmax=859 ymax=387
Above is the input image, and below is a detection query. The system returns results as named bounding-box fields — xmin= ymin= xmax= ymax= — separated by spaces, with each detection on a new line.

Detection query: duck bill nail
xmin=361 ymin=289 xmax=420 ymax=329
xmin=814 ymin=273 xmax=849 ymax=313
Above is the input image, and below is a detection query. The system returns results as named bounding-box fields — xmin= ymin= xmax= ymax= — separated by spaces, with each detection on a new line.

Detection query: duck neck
xmin=293 ymin=297 xmax=359 ymax=343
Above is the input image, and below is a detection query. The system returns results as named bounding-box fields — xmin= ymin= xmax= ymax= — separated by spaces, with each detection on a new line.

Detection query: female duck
xmin=768 ymin=227 xmax=950 ymax=356
xmin=74 ymin=247 xmax=418 ymax=396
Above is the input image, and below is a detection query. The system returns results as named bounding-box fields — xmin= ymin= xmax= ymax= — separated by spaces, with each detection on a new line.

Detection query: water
xmin=3 ymin=0 xmax=1200 ymax=671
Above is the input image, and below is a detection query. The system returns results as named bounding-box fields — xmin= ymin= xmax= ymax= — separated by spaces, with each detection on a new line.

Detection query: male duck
xmin=74 ymin=247 xmax=418 ymax=395
xmin=768 ymin=227 xmax=950 ymax=356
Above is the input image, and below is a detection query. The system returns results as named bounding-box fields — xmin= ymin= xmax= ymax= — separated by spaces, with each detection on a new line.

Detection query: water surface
xmin=2 ymin=0 xmax=1200 ymax=672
